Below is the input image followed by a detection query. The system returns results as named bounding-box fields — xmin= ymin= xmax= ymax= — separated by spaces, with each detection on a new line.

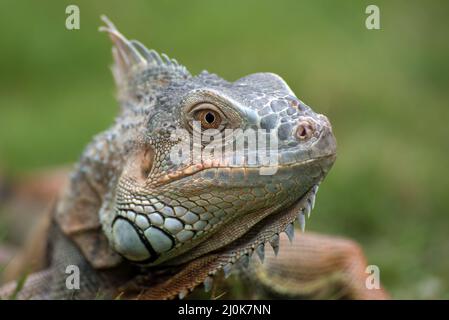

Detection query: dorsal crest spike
xmin=99 ymin=15 xmax=146 ymax=67
xmin=98 ymin=15 xmax=190 ymax=101
xmin=130 ymin=40 xmax=162 ymax=67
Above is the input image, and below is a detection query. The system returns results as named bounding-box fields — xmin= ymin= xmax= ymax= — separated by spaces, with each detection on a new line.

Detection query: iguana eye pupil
xmin=205 ymin=112 xmax=215 ymax=123
xmin=197 ymin=109 xmax=221 ymax=129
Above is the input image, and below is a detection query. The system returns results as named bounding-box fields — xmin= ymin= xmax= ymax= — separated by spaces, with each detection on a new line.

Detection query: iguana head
xmin=98 ymin=17 xmax=336 ymax=267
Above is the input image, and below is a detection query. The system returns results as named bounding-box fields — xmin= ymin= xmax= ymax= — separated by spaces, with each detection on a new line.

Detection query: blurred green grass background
xmin=0 ymin=0 xmax=448 ymax=298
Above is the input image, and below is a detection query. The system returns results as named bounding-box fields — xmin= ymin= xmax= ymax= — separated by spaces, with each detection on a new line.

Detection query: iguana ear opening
xmin=99 ymin=15 xmax=191 ymax=103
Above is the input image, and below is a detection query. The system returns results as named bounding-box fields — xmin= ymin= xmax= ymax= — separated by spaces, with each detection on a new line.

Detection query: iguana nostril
xmin=296 ymin=120 xmax=315 ymax=140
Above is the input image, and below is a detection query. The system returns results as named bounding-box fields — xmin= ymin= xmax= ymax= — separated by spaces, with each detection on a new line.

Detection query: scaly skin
xmin=0 ymin=17 xmax=385 ymax=299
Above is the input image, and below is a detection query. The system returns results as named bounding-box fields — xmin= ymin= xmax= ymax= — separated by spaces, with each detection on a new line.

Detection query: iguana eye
xmin=184 ymin=99 xmax=235 ymax=132
xmin=195 ymin=109 xmax=222 ymax=129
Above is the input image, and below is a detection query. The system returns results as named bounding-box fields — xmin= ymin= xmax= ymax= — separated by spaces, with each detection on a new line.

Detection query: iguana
xmin=0 ymin=16 xmax=387 ymax=300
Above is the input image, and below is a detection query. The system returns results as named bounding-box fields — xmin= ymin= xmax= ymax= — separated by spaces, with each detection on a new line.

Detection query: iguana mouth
xmin=152 ymin=155 xmax=332 ymax=187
